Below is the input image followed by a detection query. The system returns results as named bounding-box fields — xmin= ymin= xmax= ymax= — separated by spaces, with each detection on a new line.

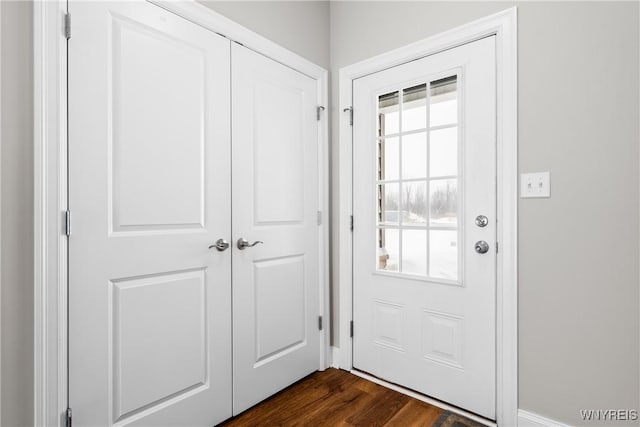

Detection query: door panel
xmin=113 ymin=270 xmax=207 ymax=419
xmin=231 ymin=44 xmax=320 ymax=415
xmin=69 ymin=2 xmax=231 ymax=425
xmin=110 ymin=14 xmax=206 ymax=231
xmin=353 ymin=37 xmax=496 ymax=419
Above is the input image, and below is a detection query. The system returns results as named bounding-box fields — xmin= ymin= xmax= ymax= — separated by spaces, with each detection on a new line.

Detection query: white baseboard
xmin=330 ymin=345 xmax=340 ymax=368
xmin=518 ymin=410 xmax=570 ymax=427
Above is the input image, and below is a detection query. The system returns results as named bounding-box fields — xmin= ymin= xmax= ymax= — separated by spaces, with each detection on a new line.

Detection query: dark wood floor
xmin=219 ymin=368 xmax=448 ymax=426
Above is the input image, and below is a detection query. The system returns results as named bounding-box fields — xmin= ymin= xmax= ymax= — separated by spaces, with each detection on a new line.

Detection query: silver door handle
xmin=237 ymin=238 xmax=263 ymax=250
xmin=474 ymin=240 xmax=490 ymax=254
xmin=209 ymin=238 xmax=230 ymax=252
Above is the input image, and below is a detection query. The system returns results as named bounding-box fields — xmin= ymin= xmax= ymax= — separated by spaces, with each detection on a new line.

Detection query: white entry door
xmin=231 ymin=43 xmax=321 ymax=414
xmin=68 ymin=2 xmax=231 ymax=425
xmin=353 ymin=37 xmax=497 ymax=419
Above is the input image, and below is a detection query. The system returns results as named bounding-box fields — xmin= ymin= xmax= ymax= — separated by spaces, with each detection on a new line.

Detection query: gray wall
xmin=1 ymin=1 xmax=34 ymax=426
xmin=199 ymin=1 xmax=330 ymax=69
xmin=330 ymin=2 xmax=639 ymax=426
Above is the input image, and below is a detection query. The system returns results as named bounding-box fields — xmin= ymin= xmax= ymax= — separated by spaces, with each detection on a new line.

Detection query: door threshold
xmin=349 ymin=369 xmax=497 ymax=427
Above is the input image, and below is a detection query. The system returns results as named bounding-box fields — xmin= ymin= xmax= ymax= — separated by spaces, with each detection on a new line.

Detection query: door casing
xmin=33 ymin=1 xmax=329 ymax=425
xmin=337 ymin=8 xmax=518 ymax=426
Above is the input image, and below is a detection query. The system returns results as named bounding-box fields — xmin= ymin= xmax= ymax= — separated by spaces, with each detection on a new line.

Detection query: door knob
xmin=474 ymin=240 xmax=490 ymax=254
xmin=237 ymin=238 xmax=263 ymax=250
xmin=209 ymin=238 xmax=230 ymax=252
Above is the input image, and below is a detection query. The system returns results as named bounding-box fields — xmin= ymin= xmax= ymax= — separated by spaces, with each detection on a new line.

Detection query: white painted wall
xmin=329 ymin=2 xmax=639 ymax=426
xmin=1 ymin=1 xmax=34 ymax=426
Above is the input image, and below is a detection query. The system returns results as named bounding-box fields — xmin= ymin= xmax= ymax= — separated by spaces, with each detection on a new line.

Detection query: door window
xmin=376 ymin=75 xmax=460 ymax=281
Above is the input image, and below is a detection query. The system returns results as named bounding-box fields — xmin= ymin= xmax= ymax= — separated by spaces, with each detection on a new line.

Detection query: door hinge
xmin=318 ymin=315 xmax=323 ymax=331
xmin=64 ymin=13 xmax=71 ymax=40
xmin=350 ymin=320 xmax=354 ymax=338
xmin=316 ymin=105 xmax=325 ymax=121
xmin=350 ymin=215 xmax=354 ymax=231
xmin=496 ymin=242 xmax=499 ymax=253
xmin=65 ymin=407 xmax=72 ymax=427
xmin=317 ymin=211 xmax=322 ymax=225
xmin=343 ymin=107 xmax=353 ymax=126
xmin=64 ymin=210 xmax=71 ymax=236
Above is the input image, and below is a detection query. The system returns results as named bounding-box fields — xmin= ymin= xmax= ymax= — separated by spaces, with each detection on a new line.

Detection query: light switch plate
xmin=521 ymin=172 xmax=550 ymax=198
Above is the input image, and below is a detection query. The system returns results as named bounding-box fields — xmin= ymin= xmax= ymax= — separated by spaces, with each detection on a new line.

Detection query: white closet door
xmin=231 ymin=43 xmax=320 ymax=414
xmin=68 ymin=2 xmax=231 ymax=426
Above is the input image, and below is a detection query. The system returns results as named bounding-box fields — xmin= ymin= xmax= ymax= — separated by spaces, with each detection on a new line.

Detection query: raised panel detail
xmin=110 ymin=16 xmax=205 ymax=232
xmin=421 ymin=310 xmax=463 ymax=369
xmin=111 ymin=269 xmax=207 ymax=420
xmin=253 ymin=79 xmax=304 ymax=225
xmin=372 ymin=300 xmax=405 ymax=351
xmin=253 ymin=255 xmax=306 ymax=365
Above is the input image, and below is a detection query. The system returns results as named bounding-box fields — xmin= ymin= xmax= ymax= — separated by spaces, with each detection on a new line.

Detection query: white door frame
xmin=337 ymin=8 xmax=518 ymax=426
xmin=33 ymin=1 xmax=330 ymax=425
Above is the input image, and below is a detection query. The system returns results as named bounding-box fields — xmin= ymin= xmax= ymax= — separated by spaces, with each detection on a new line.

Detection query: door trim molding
xmin=337 ymin=8 xmax=518 ymax=426
xmin=33 ymin=1 xmax=330 ymax=425
xmin=34 ymin=1 xmax=68 ymax=425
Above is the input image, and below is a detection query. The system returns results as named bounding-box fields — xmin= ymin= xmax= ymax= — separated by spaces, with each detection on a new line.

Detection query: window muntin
xmin=376 ymin=75 xmax=460 ymax=281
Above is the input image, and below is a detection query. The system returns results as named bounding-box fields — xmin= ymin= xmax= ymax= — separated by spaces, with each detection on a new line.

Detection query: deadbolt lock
xmin=475 ymin=215 xmax=489 ymax=227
